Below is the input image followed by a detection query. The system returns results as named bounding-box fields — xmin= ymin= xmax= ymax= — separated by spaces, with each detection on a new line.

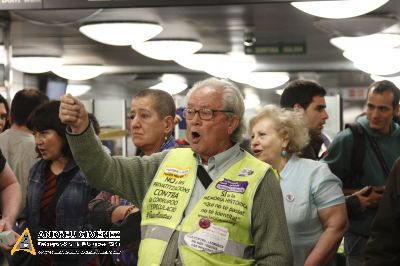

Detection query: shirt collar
xmin=194 ymin=143 xmax=242 ymax=172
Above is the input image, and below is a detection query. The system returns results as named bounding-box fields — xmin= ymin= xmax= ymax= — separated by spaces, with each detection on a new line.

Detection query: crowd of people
xmin=0 ymin=77 xmax=398 ymax=265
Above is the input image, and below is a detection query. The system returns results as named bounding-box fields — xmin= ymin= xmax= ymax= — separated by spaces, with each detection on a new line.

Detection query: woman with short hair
xmin=21 ymin=101 xmax=98 ymax=265
xmin=249 ymin=105 xmax=347 ymax=266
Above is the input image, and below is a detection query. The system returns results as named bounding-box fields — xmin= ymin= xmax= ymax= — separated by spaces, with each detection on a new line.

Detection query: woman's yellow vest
xmin=139 ymin=148 xmax=269 ymax=266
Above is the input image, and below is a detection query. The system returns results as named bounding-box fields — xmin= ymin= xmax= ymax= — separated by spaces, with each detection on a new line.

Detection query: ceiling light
xmin=176 ymin=53 xmax=256 ymax=78
xmin=175 ymin=53 xmax=230 ymax=71
xmin=344 ymin=49 xmax=400 ymax=75
xmin=12 ymin=56 xmax=63 ymax=73
xmin=131 ymin=39 xmax=203 ymax=61
xmin=160 ymin=74 xmax=186 ymax=83
xmin=276 ymin=89 xmax=285 ymax=95
xmin=243 ymin=89 xmax=261 ymax=110
xmin=52 ymin=65 xmax=104 ymax=80
xmin=371 ymin=74 xmax=400 ymax=83
xmin=66 ymin=84 xmax=91 ymax=96
xmin=231 ymin=72 xmax=290 ymax=89
xmin=291 ymin=0 xmax=389 ymax=19
xmin=151 ymin=82 xmax=187 ymax=95
xmin=206 ymin=54 xmax=257 ymax=78
xmin=330 ymin=33 xmax=400 ymax=51
xmin=150 ymin=74 xmax=188 ymax=95
xmin=79 ymin=22 xmax=163 ymax=46
xmin=370 ymin=75 xmax=400 ymax=89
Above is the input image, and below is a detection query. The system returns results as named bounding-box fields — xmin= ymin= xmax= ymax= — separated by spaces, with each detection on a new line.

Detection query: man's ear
xmin=163 ymin=116 xmax=175 ymax=134
xmin=393 ymin=104 xmax=400 ymax=116
xmin=227 ymin=116 xmax=240 ymax=135
xmin=293 ymin=103 xmax=304 ymax=112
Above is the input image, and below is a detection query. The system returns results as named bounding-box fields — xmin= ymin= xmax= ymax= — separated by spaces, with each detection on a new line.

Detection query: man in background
xmin=0 ymin=89 xmax=48 ymax=214
xmin=323 ymin=80 xmax=400 ymax=266
xmin=280 ymin=79 xmax=330 ymax=160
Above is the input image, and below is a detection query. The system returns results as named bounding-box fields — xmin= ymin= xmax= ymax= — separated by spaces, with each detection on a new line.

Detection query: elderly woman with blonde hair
xmin=249 ymin=105 xmax=347 ymax=266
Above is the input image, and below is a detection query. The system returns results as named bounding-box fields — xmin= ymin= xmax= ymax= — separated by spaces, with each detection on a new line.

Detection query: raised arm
xmin=0 ymin=163 xmax=21 ymax=231
xmin=59 ymin=94 xmax=89 ymax=134
xmin=0 ymin=163 xmax=22 ymax=250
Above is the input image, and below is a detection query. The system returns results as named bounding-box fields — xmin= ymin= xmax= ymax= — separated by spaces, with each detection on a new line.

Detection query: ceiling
xmin=1 ymin=0 xmax=400 ymax=103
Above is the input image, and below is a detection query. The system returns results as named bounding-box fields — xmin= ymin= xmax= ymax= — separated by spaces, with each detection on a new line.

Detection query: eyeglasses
xmin=0 ymin=113 xmax=7 ymax=120
xmin=183 ymin=108 xmax=233 ymax=121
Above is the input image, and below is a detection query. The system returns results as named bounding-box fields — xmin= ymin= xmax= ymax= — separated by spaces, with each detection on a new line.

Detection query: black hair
xmin=10 ymin=89 xmax=49 ymax=126
xmin=0 ymin=94 xmax=10 ymax=131
xmin=280 ymin=79 xmax=326 ymax=109
xmin=27 ymin=100 xmax=71 ymax=159
xmin=367 ymin=80 xmax=400 ymax=108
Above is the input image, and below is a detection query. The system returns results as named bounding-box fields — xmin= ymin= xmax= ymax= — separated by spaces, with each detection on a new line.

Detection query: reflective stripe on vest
xmin=141 ymin=224 xmax=254 ymax=259
xmin=139 ymin=148 xmax=196 ymax=266
xmin=138 ymin=148 xmax=270 ymax=266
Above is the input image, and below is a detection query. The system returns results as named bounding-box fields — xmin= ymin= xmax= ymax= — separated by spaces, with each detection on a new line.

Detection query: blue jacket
xmin=25 ymin=158 xmax=98 ymax=265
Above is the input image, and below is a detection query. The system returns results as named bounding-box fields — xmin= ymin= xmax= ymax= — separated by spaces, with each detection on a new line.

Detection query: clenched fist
xmin=59 ymin=94 xmax=89 ymax=134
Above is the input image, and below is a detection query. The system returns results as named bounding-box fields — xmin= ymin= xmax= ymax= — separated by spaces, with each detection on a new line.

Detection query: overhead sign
xmin=0 ymin=0 xmax=42 ymax=10
xmin=245 ymin=43 xmax=306 ymax=55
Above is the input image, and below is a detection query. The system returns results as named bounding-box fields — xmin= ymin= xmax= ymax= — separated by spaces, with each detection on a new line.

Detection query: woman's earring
xmin=164 ymin=136 xmax=168 ymax=141
xmin=281 ymin=148 xmax=288 ymax=158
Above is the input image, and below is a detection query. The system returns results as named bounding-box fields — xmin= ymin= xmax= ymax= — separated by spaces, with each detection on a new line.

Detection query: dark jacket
xmin=24 ymin=158 xmax=98 ymax=265
xmin=364 ymin=158 xmax=400 ymax=266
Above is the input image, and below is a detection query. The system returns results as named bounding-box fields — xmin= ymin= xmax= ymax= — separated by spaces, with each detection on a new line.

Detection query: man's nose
xmin=191 ymin=112 xmax=202 ymax=124
xmin=34 ymin=135 xmax=42 ymax=144
xmin=322 ymin=109 xmax=329 ymax=120
xmin=131 ymin=117 xmax=140 ymax=128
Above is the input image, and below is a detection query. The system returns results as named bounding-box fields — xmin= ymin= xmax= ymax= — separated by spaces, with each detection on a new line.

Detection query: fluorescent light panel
xmin=52 ymin=65 xmax=104 ymax=81
xmin=344 ymin=48 xmax=400 ymax=75
xmin=12 ymin=56 xmax=63 ymax=73
xmin=330 ymin=33 xmax=400 ymax=51
xmin=291 ymin=0 xmax=389 ymax=19
xmin=131 ymin=39 xmax=203 ymax=61
xmin=231 ymin=72 xmax=290 ymax=89
xmin=79 ymin=22 xmax=163 ymax=46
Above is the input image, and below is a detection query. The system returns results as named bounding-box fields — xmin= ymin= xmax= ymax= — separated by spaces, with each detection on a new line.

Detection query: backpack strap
xmin=360 ymin=127 xmax=391 ymax=178
xmin=344 ymin=123 xmax=366 ymax=188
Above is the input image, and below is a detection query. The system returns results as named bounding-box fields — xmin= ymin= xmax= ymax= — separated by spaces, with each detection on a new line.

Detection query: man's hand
xmin=353 ymin=186 xmax=383 ymax=209
xmin=110 ymin=195 xmax=121 ymax=205
xmin=0 ymin=219 xmax=18 ymax=251
xmin=59 ymin=94 xmax=89 ymax=134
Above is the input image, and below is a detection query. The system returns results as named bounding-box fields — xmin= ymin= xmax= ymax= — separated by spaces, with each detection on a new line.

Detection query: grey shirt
xmin=0 ymin=128 xmax=39 ymax=213
xmin=67 ymin=124 xmax=293 ymax=265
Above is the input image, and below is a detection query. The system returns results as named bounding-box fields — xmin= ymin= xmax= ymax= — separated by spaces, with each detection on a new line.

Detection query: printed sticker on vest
xmin=216 ymin=179 xmax=248 ymax=193
xmin=184 ymin=223 xmax=229 ymax=254
xmin=238 ymin=168 xmax=254 ymax=177
xmin=164 ymin=167 xmax=189 ymax=178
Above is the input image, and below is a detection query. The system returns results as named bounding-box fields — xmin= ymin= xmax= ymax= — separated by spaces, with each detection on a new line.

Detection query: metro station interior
xmin=0 ymin=0 xmax=399 ymax=155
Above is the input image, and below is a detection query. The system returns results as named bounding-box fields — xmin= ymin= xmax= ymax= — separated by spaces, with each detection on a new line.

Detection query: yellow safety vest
xmin=139 ymin=148 xmax=270 ymax=266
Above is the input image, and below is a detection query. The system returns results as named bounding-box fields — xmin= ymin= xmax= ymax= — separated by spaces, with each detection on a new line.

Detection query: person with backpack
xmin=322 ymin=80 xmax=400 ymax=266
